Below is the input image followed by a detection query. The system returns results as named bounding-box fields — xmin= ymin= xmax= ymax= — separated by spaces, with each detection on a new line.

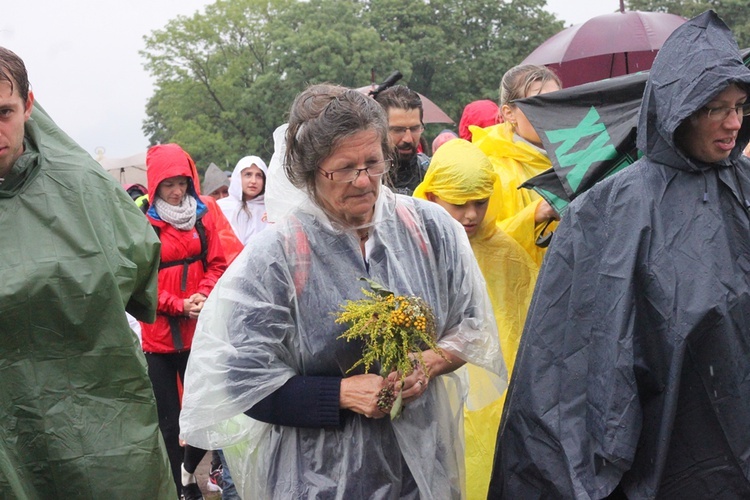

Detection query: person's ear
xmin=24 ymin=90 xmax=34 ymax=120
xmin=426 ymin=192 xmax=436 ymax=202
xmin=501 ymin=104 xmax=515 ymax=125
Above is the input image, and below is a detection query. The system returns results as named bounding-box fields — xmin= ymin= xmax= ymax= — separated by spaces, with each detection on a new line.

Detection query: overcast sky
xmin=3 ymin=0 xmax=618 ymax=160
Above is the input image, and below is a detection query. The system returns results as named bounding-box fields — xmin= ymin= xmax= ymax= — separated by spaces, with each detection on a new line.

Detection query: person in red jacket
xmin=141 ymin=143 xmax=228 ymax=500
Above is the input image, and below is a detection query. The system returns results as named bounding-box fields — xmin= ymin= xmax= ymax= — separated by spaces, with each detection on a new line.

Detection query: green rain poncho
xmin=0 ymin=104 xmax=175 ymax=498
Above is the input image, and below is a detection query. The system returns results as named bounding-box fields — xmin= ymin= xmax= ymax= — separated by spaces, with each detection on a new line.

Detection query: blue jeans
xmin=218 ymin=450 xmax=241 ymax=500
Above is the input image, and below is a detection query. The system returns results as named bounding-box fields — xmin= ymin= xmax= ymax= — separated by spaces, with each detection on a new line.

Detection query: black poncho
xmin=490 ymin=11 xmax=750 ymax=499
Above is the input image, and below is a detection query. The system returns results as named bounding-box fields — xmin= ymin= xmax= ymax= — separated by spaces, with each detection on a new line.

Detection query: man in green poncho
xmin=0 ymin=47 xmax=176 ymax=498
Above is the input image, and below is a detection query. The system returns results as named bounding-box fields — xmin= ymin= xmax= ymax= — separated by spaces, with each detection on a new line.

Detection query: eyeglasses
xmin=389 ymin=124 xmax=424 ymax=137
xmin=318 ymin=159 xmax=392 ymax=183
xmin=703 ymin=102 xmax=750 ymax=122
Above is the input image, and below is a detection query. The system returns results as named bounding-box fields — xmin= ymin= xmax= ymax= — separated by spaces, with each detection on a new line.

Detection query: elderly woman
xmin=179 ymin=84 xmax=506 ymax=499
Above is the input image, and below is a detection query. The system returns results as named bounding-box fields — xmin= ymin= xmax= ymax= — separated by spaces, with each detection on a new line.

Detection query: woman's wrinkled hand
xmin=340 ymin=374 xmax=389 ymax=419
xmin=386 ymin=349 xmax=466 ymax=407
xmin=387 ymin=357 xmax=430 ymax=405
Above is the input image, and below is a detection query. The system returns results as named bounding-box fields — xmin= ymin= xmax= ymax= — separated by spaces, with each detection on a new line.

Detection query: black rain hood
xmin=489 ymin=10 xmax=750 ymax=500
xmin=637 ymin=10 xmax=750 ymax=171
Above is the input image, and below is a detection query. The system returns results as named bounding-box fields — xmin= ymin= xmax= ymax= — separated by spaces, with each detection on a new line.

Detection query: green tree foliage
xmin=142 ymin=0 xmax=289 ymax=168
xmin=626 ymin=0 xmax=750 ymax=48
xmin=365 ymin=0 xmax=563 ymax=125
xmin=142 ymin=0 xmax=563 ymax=169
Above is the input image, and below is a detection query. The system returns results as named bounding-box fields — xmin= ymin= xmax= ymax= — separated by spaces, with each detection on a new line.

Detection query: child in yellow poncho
xmin=414 ymin=139 xmax=537 ymax=499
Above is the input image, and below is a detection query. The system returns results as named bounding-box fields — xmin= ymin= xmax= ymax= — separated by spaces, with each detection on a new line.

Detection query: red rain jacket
xmin=140 ymin=144 xmax=228 ymax=353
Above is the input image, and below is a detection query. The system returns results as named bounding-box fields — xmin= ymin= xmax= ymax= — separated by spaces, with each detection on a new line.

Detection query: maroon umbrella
xmin=521 ymin=10 xmax=686 ymax=88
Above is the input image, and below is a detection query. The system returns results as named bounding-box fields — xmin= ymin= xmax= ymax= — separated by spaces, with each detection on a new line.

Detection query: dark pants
xmin=145 ymin=351 xmax=206 ymax=494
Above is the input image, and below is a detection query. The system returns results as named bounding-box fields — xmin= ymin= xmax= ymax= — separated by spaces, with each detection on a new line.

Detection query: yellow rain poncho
xmin=472 ymin=122 xmax=556 ymax=267
xmin=414 ymin=139 xmax=537 ymax=499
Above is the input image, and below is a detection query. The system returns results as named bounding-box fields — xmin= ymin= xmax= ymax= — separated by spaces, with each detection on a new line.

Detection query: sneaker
xmin=206 ymin=464 xmax=224 ymax=492
xmin=180 ymin=482 xmax=204 ymax=500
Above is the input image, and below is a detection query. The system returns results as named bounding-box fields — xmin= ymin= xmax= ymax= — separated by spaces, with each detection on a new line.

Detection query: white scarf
xmin=154 ymin=195 xmax=197 ymax=230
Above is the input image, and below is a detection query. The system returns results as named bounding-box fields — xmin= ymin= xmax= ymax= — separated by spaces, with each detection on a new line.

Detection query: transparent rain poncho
xmin=180 ymin=185 xmax=506 ymax=499
xmin=216 ymin=155 xmax=270 ymax=245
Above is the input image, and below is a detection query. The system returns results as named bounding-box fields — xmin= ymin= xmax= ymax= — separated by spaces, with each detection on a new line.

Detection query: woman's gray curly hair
xmin=284 ymin=84 xmax=391 ymax=196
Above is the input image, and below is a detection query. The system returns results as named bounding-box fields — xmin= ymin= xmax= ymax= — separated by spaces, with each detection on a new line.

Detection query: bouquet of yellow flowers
xmin=336 ymin=278 xmax=443 ymax=418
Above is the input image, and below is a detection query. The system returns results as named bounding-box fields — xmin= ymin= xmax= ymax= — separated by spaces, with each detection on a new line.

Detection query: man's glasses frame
xmin=388 ymin=124 xmax=424 ymax=137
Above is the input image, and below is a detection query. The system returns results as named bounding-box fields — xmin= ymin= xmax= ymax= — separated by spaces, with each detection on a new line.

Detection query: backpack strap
xmin=155 ymin=218 xmax=209 ymax=291
xmin=149 ymin=217 xmax=210 ymax=351
xmin=283 ymin=216 xmax=311 ymax=295
xmin=194 ymin=218 xmax=209 ymax=271
xmin=167 ymin=317 xmax=185 ymax=351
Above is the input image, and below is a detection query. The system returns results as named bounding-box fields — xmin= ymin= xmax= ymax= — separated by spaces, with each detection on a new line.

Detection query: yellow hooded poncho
xmin=472 ymin=121 xmax=556 ymax=268
xmin=414 ymin=139 xmax=537 ymax=500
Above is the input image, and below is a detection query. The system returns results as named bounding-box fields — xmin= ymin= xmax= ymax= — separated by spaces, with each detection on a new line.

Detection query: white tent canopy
xmin=97 ymin=151 xmax=147 ymax=187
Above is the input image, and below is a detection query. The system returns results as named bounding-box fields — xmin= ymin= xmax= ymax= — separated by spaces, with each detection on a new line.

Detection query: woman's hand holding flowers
xmin=340 ymin=374 xmax=390 ymax=419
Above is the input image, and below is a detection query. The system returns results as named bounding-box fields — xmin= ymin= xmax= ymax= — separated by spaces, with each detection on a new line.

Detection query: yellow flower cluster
xmin=336 ymin=279 xmax=441 ymax=381
xmin=414 ymin=315 xmax=427 ymax=332
xmin=389 ymin=303 xmax=427 ymax=332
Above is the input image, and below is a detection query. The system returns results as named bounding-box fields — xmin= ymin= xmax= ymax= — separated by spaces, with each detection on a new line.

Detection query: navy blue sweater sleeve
xmin=244 ymin=375 xmax=343 ymax=428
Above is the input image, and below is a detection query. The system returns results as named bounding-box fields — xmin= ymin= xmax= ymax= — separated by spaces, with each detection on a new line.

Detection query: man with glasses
xmin=489 ymin=11 xmax=750 ymax=499
xmin=374 ymin=85 xmax=431 ymax=195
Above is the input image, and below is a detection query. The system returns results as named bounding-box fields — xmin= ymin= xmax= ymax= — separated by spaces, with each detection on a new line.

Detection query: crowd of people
xmin=3 ymin=8 xmax=750 ymax=500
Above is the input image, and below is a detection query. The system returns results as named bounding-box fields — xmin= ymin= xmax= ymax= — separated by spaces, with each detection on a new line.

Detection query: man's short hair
xmin=374 ymin=85 xmax=424 ymax=122
xmin=0 ymin=47 xmax=30 ymax=103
